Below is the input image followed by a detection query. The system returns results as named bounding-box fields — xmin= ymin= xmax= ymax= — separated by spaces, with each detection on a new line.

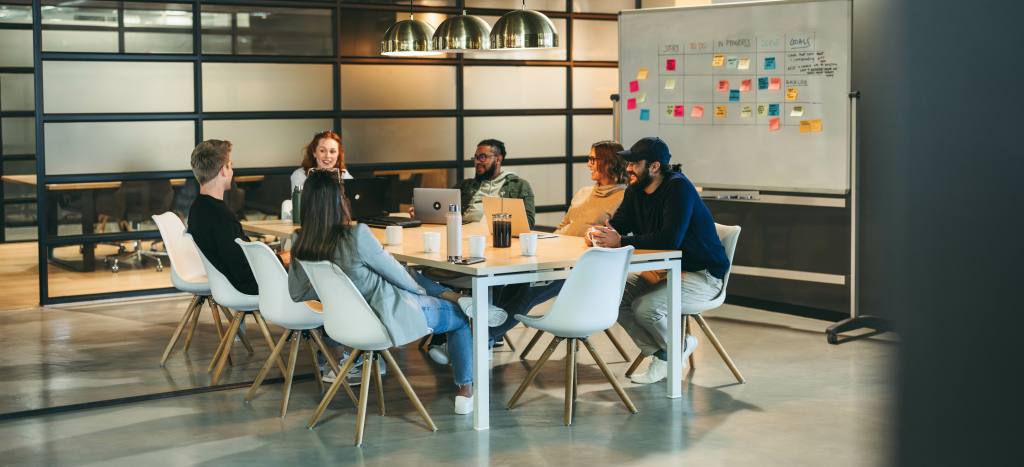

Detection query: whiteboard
xmin=618 ymin=0 xmax=851 ymax=193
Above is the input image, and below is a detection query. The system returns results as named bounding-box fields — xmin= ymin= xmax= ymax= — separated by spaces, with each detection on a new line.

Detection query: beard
xmin=629 ymin=167 xmax=653 ymax=188
xmin=475 ymin=162 xmax=498 ymax=181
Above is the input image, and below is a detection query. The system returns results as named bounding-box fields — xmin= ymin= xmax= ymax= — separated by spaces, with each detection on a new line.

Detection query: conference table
xmin=241 ymin=219 xmax=685 ymax=430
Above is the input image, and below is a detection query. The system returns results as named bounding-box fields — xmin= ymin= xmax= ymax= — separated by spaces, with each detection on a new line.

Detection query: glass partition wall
xmin=10 ymin=0 xmax=626 ymax=304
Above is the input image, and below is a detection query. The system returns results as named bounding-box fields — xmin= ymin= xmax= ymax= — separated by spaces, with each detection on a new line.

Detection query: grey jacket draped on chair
xmin=288 ymin=223 xmax=430 ymax=346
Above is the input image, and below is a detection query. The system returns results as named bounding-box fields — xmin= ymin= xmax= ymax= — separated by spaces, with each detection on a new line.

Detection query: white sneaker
xmin=457 ymin=297 xmax=508 ymax=327
xmin=428 ymin=344 xmax=450 ymax=365
xmin=681 ymin=335 xmax=698 ymax=365
xmin=320 ymin=364 xmax=362 ymax=386
xmin=630 ymin=336 xmax=698 ymax=385
xmin=454 ymin=395 xmax=474 ymax=415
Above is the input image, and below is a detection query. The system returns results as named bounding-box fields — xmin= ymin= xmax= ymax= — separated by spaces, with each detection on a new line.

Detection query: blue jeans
xmin=416 ymin=295 xmax=472 ymax=386
xmin=490 ymin=280 xmax=565 ymax=342
xmin=409 ymin=267 xmax=453 ymax=298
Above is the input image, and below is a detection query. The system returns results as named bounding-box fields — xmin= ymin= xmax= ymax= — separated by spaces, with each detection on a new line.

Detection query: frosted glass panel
xmin=572 ymin=20 xmax=618 ymax=61
xmin=467 ymin=16 xmax=566 ymax=61
xmin=573 ymin=0 xmax=634 ymax=13
xmin=44 ymin=121 xmax=195 ymax=175
xmin=203 ymin=119 xmax=333 ymax=168
xmin=573 ymin=162 xmax=593 ymax=193
xmin=1 ymin=74 xmax=34 ymax=111
xmin=2 ymin=118 xmax=34 ymax=155
xmin=464 ymin=116 xmax=565 ymax=159
xmin=201 ymin=5 xmax=332 ymax=56
xmin=203 ymin=63 xmax=333 ymax=112
xmin=0 ymin=4 xmax=32 ymax=24
xmin=572 ymin=115 xmax=613 ymax=155
xmin=341 ymin=65 xmax=455 ymax=110
xmin=466 ymin=0 xmax=564 ymax=9
xmin=642 ymin=0 xmax=711 ymax=7
xmin=0 ymin=30 xmax=32 ymax=66
xmin=463 ymin=163 xmax=565 ymax=205
xmin=124 ymin=32 xmax=192 ymax=53
xmin=43 ymin=30 xmax=118 ymax=52
xmin=572 ymin=67 xmax=617 ymax=108
xmin=44 ymin=61 xmax=194 ymax=114
xmin=342 ymin=118 xmax=456 ymax=164
xmin=464 ymin=67 xmax=566 ymax=109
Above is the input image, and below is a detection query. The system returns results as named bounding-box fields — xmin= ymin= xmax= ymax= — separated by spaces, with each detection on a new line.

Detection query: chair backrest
xmin=184 ymin=233 xmax=258 ymax=310
xmin=715 ymin=223 xmax=742 ymax=295
xmin=236 ymin=239 xmax=321 ymax=330
xmin=297 ymin=260 xmax=393 ymax=351
xmin=536 ymin=246 xmax=635 ymax=337
xmin=151 ymin=211 xmax=207 ymax=283
xmin=281 ymin=199 xmax=293 ymax=221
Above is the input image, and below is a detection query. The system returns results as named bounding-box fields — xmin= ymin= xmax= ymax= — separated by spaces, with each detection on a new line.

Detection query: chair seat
xmin=680 ymin=295 xmax=726 ymax=315
xmin=274 ymin=303 xmax=325 ymax=331
xmin=517 ymin=314 xmax=601 ymax=339
xmin=171 ymin=268 xmax=210 ymax=295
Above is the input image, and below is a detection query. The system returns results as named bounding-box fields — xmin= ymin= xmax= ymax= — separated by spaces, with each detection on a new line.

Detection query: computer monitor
xmin=412 ymin=188 xmax=461 ymax=224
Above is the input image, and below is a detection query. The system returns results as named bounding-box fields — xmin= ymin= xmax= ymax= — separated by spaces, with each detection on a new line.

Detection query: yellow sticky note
xmin=790 ymin=105 xmax=804 ymax=117
xmin=809 ymin=119 xmax=823 ymax=132
xmin=738 ymin=58 xmax=750 ymax=70
xmin=799 ymin=120 xmax=823 ymax=133
xmin=665 ymin=79 xmax=676 ymax=90
xmin=637 ymin=68 xmax=649 ymax=80
xmin=786 ymin=87 xmax=798 ymax=101
xmin=638 ymin=92 xmax=647 ymax=103
xmin=712 ymin=54 xmax=725 ymax=67
xmin=741 ymin=105 xmax=752 ymax=118
xmin=714 ymin=105 xmax=727 ymax=118
xmin=757 ymin=104 xmax=767 ymax=116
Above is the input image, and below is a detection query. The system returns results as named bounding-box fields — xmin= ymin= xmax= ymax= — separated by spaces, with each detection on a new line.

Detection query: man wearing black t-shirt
xmin=186 ymin=139 xmax=258 ymax=296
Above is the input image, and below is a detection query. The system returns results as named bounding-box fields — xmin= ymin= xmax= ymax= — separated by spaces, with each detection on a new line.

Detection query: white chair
xmin=236 ymin=239 xmax=358 ymax=418
xmin=506 ymin=246 xmax=639 ymax=426
xmin=152 ymin=212 xmax=236 ymax=365
xmin=623 ymin=224 xmax=745 ymax=384
xmin=299 ymin=260 xmax=436 ymax=446
xmin=184 ymin=233 xmax=286 ymax=385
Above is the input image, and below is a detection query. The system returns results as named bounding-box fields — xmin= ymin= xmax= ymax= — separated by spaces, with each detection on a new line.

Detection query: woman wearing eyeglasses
xmin=290 ymin=130 xmax=353 ymax=191
xmin=288 ymin=169 xmax=506 ymax=415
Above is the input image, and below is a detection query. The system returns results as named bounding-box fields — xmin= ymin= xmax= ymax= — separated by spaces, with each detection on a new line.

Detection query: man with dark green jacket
xmin=456 ymin=139 xmax=536 ymax=228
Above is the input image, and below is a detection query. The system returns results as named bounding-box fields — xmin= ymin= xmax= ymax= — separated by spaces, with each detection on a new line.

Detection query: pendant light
xmin=489 ymin=0 xmax=558 ymax=50
xmin=380 ymin=3 xmax=440 ymax=56
xmin=433 ymin=10 xmax=491 ymax=52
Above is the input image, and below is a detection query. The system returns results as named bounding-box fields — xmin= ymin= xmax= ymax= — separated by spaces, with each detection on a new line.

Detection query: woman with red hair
xmin=290 ymin=130 xmax=353 ymax=191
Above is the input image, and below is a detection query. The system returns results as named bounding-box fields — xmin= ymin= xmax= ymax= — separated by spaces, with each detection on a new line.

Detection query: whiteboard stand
xmin=826 ymin=91 xmax=892 ymax=344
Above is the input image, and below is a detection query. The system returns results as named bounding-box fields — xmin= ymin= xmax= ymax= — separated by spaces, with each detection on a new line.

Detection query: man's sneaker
xmin=630 ymin=335 xmax=698 ymax=385
xmin=455 ymin=395 xmax=474 ymax=415
xmin=457 ymin=297 xmax=508 ymax=327
xmin=428 ymin=344 xmax=450 ymax=365
xmin=493 ymin=336 xmax=506 ymax=348
xmin=681 ymin=334 xmax=698 ymax=366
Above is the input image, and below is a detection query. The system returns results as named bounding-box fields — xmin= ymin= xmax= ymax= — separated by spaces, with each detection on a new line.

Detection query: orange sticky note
xmin=801 ymin=119 xmax=823 ymax=132
xmin=810 ymin=119 xmax=823 ymax=132
xmin=637 ymin=68 xmax=649 ymax=80
xmin=769 ymin=77 xmax=782 ymax=90
xmin=718 ymin=80 xmax=730 ymax=92
xmin=714 ymin=105 xmax=727 ymax=118
xmin=740 ymin=79 xmax=752 ymax=92
xmin=691 ymin=105 xmax=704 ymax=118
xmin=769 ymin=117 xmax=781 ymax=131
xmin=786 ymin=87 xmax=798 ymax=101
xmin=712 ymin=54 xmax=725 ymax=67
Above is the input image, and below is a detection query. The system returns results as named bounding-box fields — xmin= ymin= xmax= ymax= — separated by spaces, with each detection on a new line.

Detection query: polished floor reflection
xmin=0 ymin=297 xmax=894 ymax=466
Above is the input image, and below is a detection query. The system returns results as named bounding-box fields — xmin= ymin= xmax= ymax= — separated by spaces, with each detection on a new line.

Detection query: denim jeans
xmin=490 ymin=280 xmax=565 ymax=343
xmin=409 ymin=267 xmax=453 ymax=298
xmin=416 ymin=295 xmax=472 ymax=386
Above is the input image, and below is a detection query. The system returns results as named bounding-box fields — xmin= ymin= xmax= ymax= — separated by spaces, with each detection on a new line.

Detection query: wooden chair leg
xmin=625 ymin=353 xmax=646 ymax=378
xmin=304 ymin=334 xmax=325 ymax=394
xmin=354 ymin=351 xmax=374 ymax=446
xmin=252 ymin=311 xmax=288 ymax=375
xmin=211 ymin=311 xmax=244 ymax=385
xmin=519 ymin=329 xmax=545 ymax=360
xmin=564 ymin=338 xmax=576 ymax=426
xmin=380 ymin=349 xmax=436 ymax=432
xmin=418 ymin=334 xmax=433 ymax=350
xmin=372 ymin=356 xmax=385 ymax=416
xmin=181 ymin=298 xmax=204 ymax=352
xmin=310 ymin=330 xmax=358 ymax=405
xmin=280 ymin=331 xmax=301 ymax=418
xmin=504 ymin=336 xmax=518 ymax=352
xmin=693 ymin=314 xmax=745 ymax=384
xmin=245 ymin=330 xmax=290 ymax=402
xmin=233 ymin=310 xmax=255 ymax=355
xmin=308 ymin=349 xmax=363 ymax=429
xmin=159 ymin=296 xmax=198 ymax=365
xmin=603 ymin=328 xmax=631 ymax=362
xmin=508 ymin=336 xmax=563 ymax=409
xmin=208 ymin=299 xmax=232 ymax=366
xmin=583 ymin=338 xmax=638 ymax=413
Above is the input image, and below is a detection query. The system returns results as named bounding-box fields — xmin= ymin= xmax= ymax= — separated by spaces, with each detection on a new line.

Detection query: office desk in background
xmin=241 ymin=219 xmax=685 ymax=431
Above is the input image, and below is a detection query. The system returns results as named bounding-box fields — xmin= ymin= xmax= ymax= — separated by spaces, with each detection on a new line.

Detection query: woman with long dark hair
xmin=288 ymin=169 xmax=502 ymax=415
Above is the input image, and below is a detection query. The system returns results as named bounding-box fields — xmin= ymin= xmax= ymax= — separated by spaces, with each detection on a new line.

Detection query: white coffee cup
xmin=519 ymin=233 xmax=538 ymax=256
xmin=422 ymin=232 xmax=441 ymax=253
xmin=385 ymin=225 xmax=403 ymax=245
xmin=468 ymin=235 xmax=486 ymax=258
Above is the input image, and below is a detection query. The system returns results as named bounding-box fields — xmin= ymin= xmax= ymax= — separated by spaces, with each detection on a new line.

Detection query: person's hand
xmin=408 ymin=206 xmax=416 ymax=217
xmin=590 ymin=220 xmax=621 ymax=248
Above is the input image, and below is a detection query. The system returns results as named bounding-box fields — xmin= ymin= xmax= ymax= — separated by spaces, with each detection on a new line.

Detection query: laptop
xmin=412 ymin=188 xmax=462 ymax=224
xmin=344 ymin=178 xmax=422 ymax=228
xmin=482 ymin=196 xmax=532 ymax=237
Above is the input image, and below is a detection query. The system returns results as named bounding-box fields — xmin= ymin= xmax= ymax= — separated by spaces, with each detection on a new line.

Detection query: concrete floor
xmin=0 ymin=296 xmax=895 ymax=466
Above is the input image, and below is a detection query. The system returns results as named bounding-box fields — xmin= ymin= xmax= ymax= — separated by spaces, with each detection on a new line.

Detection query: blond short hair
xmin=190 ymin=140 xmax=232 ymax=185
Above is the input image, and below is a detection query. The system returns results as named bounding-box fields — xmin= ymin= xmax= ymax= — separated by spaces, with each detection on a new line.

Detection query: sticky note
xmin=769 ymin=117 xmax=781 ymax=131
xmin=718 ymin=80 xmax=730 ymax=92
xmin=786 ymin=87 xmax=798 ymax=101
xmin=799 ymin=120 xmax=812 ymax=132
xmin=640 ymin=109 xmax=650 ymax=121
xmin=741 ymin=79 xmax=752 ymax=92
xmin=712 ymin=54 xmax=725 ymax=67
xmin=691 ymin=105 xmax=704 ymax=118
xmin=757 ymin=104 xmax=767 ymax=116
xmin=765 ymin=56 xmax=776 ymax=70
xmin=738 ymin=58 xmax=750 ymax=70
xmin=673 ymin=105 xmax=685 ymax=117
xmin=638 ymin=92 xmax=647 ymax=104
xmin=758 ymin=77 xmax=769 ymax=90
xmin=790 ymin=105 xmax=804 ymax=117
xmin=769 ymin=77 xmax=782 ymax=90
xmin=768 ymin=103 xmax=780 ymax=116
xmin=726 ymin=56 xmax=738 ymax=69
xmin=627 ymin=98 xmax=637 ymax=110
xmin=665 ymin=79 xmax=676 ymax=90
xmin=637 ymin=68 xmax=648 ymax=80
xmin=714 ymin=105 xmax=727 ymax=118
xmin=811 ymin=119 xmax=823 ymax=132
xmin=729 ymin=89 xmax=740 ymax=102
xmin=741 ymin=105 xmax=752 ymax=118
xmin=666 ymin=59 xmax=677 ymax=71
xmin=629 ymin=80 xmax=639 ymax=93
xmin=665 ymin=105 xmax=675 ymax=116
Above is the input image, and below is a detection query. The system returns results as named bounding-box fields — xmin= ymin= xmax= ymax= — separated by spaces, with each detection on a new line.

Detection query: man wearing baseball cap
xmin=589 ymin=136 xmax=729 ymax=384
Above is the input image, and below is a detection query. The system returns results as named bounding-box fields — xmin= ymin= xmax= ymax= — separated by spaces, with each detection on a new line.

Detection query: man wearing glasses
xmin=457 ymin=139 xmax=536 ymax=228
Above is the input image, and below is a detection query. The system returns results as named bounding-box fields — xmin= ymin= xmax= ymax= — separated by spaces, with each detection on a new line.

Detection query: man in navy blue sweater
xmin=590 ymin=137 xmax=729 ymax=384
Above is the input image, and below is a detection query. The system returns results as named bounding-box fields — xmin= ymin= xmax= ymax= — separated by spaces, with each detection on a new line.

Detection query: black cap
xmin=617 ymin=137 xmax=671 ymax=166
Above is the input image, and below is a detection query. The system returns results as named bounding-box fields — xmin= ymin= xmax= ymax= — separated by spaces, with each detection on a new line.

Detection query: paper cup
xmin=468 ymin=235 xmax=486 ymax=258
xmin=519 ymin=233 xmax=538 ymax=256
xmin=385 ymin=225 xmax=403 ymax=245
xmin=423 ymin=232 xmax=441 ymax=253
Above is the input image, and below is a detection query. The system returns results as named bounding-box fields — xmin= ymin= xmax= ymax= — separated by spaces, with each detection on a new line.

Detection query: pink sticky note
xmin=741 ymin=79 xmax=752 ymax=92
xmin=691 ymin=105 xmax=704 ymax=118
xmin=769 ymin=77 xmax=782 ymax=90
xmin=627 ymin=98 xmax=637 ymax=110
xmin=666 ymin=59 xmax=677 ymax=71
xmin=769 ymin=117 xmax=781 ymax=131
xmin=629 ymin=80 xmax=640 ymax=93
xmin=673 ymin=105 xmax=685 ymax=117
xmin=718 ymin=80 xmax=730 ymax=92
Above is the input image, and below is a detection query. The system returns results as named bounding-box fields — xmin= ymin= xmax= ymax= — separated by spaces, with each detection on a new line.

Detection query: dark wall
xmin=855 ymin=0 xmax=1024 ymax=465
